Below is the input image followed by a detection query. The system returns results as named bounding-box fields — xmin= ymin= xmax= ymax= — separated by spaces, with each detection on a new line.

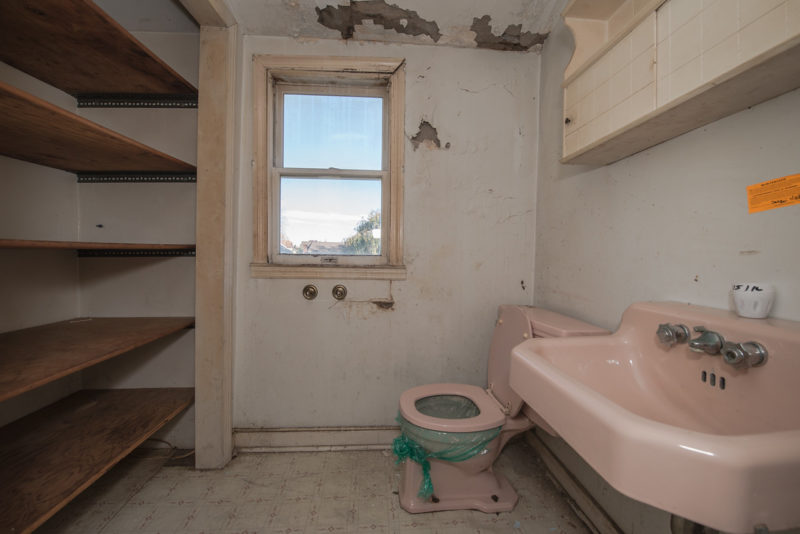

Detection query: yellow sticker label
xmin=747 ymin=174 xmax=800 ymax=213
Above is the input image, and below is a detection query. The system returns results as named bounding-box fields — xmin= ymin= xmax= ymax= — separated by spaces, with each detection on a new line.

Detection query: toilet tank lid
xmin=522 ymin=307 xmax=610 ymax=338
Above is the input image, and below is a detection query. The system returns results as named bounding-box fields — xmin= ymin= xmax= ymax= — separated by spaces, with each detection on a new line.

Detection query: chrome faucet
xmin=688 ymin=326 xmax=724 ymax=355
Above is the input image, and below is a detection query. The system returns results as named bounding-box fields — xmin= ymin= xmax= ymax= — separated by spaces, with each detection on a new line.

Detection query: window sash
xmin=273 ymin=83 xmax=389 ymax=172
xmin=251 ymin=55 xmax=405 ymax=279
xmin=269 ymin=168 xmax=389 ymax=265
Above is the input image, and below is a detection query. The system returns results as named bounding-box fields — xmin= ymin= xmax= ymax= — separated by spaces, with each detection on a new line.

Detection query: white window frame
xmin=251 ymin=55 xmax=406 ymax=280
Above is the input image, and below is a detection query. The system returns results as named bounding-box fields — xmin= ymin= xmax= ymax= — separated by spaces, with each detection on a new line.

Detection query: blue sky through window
xmin=281 ymin=177 xmax=381 ymax=246
xmin=283 ymin=94 xmax=383 ymax=170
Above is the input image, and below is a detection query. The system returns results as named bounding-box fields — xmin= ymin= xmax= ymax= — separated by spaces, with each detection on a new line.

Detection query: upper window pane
xmin=282 ymin=94 xmax=383 ymax=170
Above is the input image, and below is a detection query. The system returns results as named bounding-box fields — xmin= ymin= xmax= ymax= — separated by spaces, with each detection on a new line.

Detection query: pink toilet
xmin=395 ymin=305 xmax=608 ymax=513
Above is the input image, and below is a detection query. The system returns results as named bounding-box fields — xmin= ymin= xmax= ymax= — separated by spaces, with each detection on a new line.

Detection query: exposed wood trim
xmin=389 ymin=63 xmax=405 ymax=266
xmin=251 ymin=55 xmax=405 ymax=274
xmin=179 ymin=0 xmax=237 ymax=28
xmin=0 ymin=0 xmax=196 ymax=96
xmin=0 ymin=81 xmax=196 ymax=173
xmin=250 ymin=263 xmax=407 ymax=280
xmin=0 ymin=388 xmax=193 ymax=534
xmin=525 ymin=432 xmax=623 ymax=534
xmin=0 ymin=317 xmax=194 ymax=403
xmin=0 ymin=239 xmax=195 ymax=251
xmin=252 ymin=55 xmax=404 ymax=74
xmin=252 ymin=56 xmax=270 ymax=264
xmin=194 ymin=24 xmax=237 ymax=469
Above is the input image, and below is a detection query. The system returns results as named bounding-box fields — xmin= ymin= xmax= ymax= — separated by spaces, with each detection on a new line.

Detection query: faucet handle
xmin=721 ymin=341 xmax=768 ymax=368
xmin=657 ymin=323 xmax=690 ymax=348
xmin=693 ymin=326 xmax=707 ymax=333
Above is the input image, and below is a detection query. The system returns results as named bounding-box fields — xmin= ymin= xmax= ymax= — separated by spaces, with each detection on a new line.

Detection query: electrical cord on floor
xmin=171 ymin=449 xmax=195 ymax=460
xmin=139 ymin=438 xmax=195 ymax=461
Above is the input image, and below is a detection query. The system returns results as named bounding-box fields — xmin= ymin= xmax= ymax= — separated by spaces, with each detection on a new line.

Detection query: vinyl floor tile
xmin=40 ymin=438 xmax=589 ymax=534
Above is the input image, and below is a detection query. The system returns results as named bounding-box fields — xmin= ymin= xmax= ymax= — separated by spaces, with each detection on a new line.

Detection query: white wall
xmin=233 ymin=37 xmax=540 ymax=430
xmin=535 ymin=19 xmax=800 ymax=332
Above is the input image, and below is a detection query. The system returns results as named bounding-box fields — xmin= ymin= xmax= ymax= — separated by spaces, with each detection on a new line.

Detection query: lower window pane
xmin=280 ymin=177 xmax=382 ymax=256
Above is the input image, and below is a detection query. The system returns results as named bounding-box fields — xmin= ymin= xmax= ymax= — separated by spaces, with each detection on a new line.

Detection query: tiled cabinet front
xmin=563 ymin=13 xmax=656 ymax=158
xmin=656 ymin=0 xmax=800 ymax=106
xmin=562 ymin=0 xmax=800 ymax=162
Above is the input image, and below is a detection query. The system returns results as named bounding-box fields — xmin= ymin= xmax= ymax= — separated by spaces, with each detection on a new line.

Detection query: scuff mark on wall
xmin=470 ymin=15 xmax=547 ymax=51
xmin=410 ymin=120 xmax=449 ymax=151
xmin=316 ymin=0 xmax=441 ymax=42
xmin=371 ymin=299 xmax=395 ymax=310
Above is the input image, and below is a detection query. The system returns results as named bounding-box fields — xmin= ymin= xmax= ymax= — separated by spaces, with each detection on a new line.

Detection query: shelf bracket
xmin=77 ymin=249 xmax=196 ymax=258
xmin=77 ymin=173 xmax=196 ymax=183
xmin=76 ymin=93 xmax=198 ymax=108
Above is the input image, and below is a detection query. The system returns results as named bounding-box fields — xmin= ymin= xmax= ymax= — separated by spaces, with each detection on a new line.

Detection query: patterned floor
xmin=40 ymin=438 xmax=590 ymax=533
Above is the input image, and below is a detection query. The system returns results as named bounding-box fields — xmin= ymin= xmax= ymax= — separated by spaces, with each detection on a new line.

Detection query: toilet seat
xmin=399 ymin=383 xmax=506 ymax=432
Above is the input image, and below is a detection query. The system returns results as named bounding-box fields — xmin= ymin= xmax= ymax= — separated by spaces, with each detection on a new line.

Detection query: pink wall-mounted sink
xmin=510 ymin=302 xmax=800 ymax=534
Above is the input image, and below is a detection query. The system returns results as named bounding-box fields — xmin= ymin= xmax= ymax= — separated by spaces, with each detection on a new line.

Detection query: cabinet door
xmin=657 ymin=0 xmax=800 ymax=107
xmin=563 ymin=12 xmax=656 ymax=159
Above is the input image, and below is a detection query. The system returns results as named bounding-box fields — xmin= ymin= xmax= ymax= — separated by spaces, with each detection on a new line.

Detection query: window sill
xmin=250 ymin=263 xmax=407 ymax=280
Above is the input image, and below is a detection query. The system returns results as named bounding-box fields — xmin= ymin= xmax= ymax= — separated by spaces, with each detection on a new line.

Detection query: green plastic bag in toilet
xmin=392 ymin=396 xmax=502 ymax=499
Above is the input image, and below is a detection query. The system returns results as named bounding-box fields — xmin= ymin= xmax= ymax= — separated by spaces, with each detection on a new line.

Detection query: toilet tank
xmin=487 ymin=306 xmax=610 ymax=417
xmin=521 ymin=307 xmax=610 ymax=339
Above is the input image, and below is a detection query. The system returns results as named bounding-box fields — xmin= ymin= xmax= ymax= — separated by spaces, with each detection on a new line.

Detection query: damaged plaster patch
xmin=316 ymin=0 xmax=441 ymax=42
xmin=470 ymin=15 xmax=548 ymax=51
xmin=410 ymin=120 xmax=449 ymax=151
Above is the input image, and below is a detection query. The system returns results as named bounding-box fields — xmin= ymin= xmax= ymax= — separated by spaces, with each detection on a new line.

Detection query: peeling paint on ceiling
xmin=316 ymin=1 xmax=441 ymax=43
xmin=470 ymin=15 xmax=548 ymax=51
xmin=224 ymin=0 xmax=567 ymax=52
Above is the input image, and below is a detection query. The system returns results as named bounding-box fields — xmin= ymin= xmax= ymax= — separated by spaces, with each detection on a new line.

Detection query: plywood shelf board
xmin=0 ymin=0 xmax=197 ymax=97
xmin=0 ymin=388 xmax=194 ymax=534
xmin=0 ymin=317 xmax=195 ymax=403
xmin=0 ymin=82 xmax=196 ymax=173
xmin=0 ymin=239 xmax=196 ymax=251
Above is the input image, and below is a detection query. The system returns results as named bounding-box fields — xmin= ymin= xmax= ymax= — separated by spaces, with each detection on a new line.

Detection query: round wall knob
xmin=332 ymin=284 xmax=347 ymax=300
xmin=302 ymin=284 xmax=318 ymax=300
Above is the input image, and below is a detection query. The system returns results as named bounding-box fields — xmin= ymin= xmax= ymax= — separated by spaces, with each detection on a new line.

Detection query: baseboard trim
xmin=234 ymin=426 xmax=399 ymax=453
xmin=525 ymin=431 xmax=622 ymax=534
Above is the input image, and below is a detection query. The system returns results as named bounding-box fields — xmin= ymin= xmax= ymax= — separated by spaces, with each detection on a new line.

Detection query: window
xmin=252 ymin=55 xmax=406 ymax=280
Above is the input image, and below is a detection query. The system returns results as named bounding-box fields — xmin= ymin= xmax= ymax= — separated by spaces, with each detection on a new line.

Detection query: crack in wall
xmin=316 ymin=0 xmax=441 ymax=42
xmin=470 ymin=15 xmax=547 ymax=51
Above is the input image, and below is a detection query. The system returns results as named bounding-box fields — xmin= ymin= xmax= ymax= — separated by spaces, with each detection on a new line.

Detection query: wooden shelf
xmin=0 ymin=82 xmax=196 ymax=173
xmin=0 ymin=317 xmax=194 ymax=403
xmin=0 ymin=239 xmax=196 ymax=252
xmin=0 ymin=0 xmax=196 ymax=98
xmin=0 ymin=388 xmax=193 ymax=534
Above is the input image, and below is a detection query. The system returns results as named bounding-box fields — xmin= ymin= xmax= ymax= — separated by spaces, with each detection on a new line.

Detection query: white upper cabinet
xmin=561 ymin=0 xmax=800 ymax=165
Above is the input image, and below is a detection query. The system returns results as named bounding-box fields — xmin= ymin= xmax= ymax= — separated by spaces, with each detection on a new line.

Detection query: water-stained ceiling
xmin=98 ymin=0 xmax=567 ymax=52
xmin=227 ymin=0 xmax=565 ymax=51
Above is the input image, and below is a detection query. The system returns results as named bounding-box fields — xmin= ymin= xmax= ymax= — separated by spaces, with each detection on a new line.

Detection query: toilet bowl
xmin=395 ymin=305 xmax=609 ymax=514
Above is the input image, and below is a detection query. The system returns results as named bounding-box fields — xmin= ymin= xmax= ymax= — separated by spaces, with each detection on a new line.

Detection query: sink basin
xmin=510 ymin=301 xmax=800 ymax=534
